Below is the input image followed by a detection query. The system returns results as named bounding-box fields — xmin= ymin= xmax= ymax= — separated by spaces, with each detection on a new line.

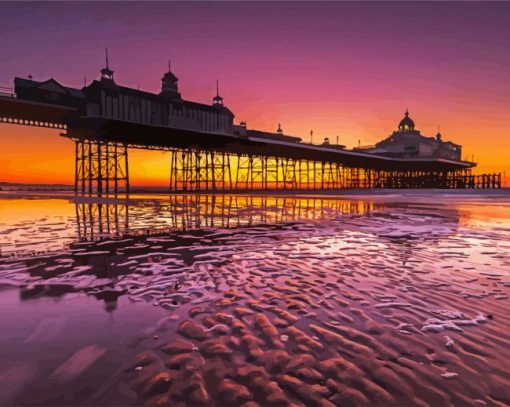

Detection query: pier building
xmin=355 ymin=110 xmax=461 ymax=161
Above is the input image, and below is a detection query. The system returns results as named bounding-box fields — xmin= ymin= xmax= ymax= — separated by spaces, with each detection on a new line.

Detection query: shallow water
xmin=0 ymin=193 xmax=509 ymax=406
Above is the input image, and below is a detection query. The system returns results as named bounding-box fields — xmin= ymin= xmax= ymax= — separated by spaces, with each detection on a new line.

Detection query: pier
xmin=0 ymin=59 xmax=501 ymax=195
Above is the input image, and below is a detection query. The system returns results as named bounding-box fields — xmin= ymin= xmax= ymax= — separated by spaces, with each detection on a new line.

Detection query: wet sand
xmin=0 ymin=193 xmax=509 ymax=406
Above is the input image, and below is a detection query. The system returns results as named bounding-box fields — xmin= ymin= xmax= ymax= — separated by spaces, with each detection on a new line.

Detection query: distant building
xmin=355 ymin=110 xmax=462 ymax=161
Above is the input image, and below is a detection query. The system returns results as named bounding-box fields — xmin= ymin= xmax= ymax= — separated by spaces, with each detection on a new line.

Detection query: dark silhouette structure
xmin=0 ymin=57 xmax=501 ymax=195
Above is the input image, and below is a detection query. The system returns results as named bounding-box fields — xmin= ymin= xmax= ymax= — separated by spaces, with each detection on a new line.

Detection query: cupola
xmin=398 ymin=109 xmax=415 ymax=132
xmin=100 ymin=48 xmax=115 ymax=84
xmin=160 ymin=60 xmax=181 ymax=100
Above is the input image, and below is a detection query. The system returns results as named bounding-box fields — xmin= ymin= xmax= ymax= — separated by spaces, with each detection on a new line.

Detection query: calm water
xmin=0 ymin=192 xmax=509 ymax=405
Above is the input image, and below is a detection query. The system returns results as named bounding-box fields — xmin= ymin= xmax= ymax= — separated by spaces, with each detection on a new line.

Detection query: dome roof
xmin=398 ymin=109 xmax=415 ymax=132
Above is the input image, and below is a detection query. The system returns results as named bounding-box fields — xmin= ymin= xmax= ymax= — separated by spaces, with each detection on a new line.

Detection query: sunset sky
xmin=0 ymin=2 xmax=509 ymax=186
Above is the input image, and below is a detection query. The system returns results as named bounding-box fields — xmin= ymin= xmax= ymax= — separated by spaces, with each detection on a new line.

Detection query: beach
xmin=0 ymin=192 xmax=509 ymax=405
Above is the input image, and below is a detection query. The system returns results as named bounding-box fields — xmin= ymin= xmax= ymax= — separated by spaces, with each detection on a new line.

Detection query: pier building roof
xmin=14 ymin=77 xmax=85 ymax=103
xmin=398 ymin=109 xmax=415 ymax=132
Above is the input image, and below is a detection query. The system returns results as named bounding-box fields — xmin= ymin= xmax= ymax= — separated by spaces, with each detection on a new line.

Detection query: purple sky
xmin=1 ymin=1 xmax=509 ymax=177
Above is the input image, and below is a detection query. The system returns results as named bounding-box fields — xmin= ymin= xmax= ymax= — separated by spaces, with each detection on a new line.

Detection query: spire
xmin=213 ymin=79 xmax=224 ymax=107
xmin=436 ymin=125 xmax=442 ymax=141
xmin=100 ymin=47 xmax=115 ymax=83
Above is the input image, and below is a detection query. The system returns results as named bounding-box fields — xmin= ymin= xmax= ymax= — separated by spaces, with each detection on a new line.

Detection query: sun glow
xmin=1 ymin=121 xmax=509 ymax=187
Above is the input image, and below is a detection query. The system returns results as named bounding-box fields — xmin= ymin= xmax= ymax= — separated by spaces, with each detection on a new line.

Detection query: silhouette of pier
xmin=0 ymin=57 xmax=502 ymax=194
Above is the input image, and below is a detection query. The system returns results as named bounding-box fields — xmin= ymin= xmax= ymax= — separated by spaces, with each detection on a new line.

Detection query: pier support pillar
xmin=74 ymin=139 xmax=129 ymax=196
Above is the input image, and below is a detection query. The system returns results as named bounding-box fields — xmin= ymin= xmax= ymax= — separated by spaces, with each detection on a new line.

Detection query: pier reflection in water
xmin=74 ymin=195 xmax=376 ymax=242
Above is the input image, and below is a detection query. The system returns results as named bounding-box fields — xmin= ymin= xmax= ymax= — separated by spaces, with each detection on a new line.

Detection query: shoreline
xmin=1 ymin=188 xmax=510 ymax=204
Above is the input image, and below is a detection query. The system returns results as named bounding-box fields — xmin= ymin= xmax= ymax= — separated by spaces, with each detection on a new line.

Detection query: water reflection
xmin=0 ymin=194 xmax=469 ymax=309
xmin=75 ymin=200 xmax=129 ymax=241
xmin=1 ymin=194 xmax=509 ymax=406
xmin=75 ymin=195 xmax=376 ymax=242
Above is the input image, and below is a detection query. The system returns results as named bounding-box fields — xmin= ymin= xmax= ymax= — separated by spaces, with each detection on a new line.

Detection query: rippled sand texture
xmin=1 ymin=194 xmax=509 ymax=406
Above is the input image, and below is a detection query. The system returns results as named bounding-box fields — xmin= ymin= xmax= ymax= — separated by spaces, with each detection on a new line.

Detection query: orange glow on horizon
xmin=1 ymin=2 xmax=508 ymax=187
xmin=0 ymin=109 xmax=508 ymax=187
